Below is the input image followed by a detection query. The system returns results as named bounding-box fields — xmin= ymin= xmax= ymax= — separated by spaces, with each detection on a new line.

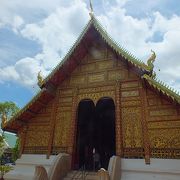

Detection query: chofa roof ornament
xmin=147 ymin=50 xmax=156 ymax=79
xmin=89 ymin=0 xmax=94 ymax=18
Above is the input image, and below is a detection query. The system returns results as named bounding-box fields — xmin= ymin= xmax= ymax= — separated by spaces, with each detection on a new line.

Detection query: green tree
xmin=0 ymin=101 xmax=20 ymax=161
xmin=0 ymin=135 xmax=5 ymax=157
xmin=12 ymin=138 xmax=20 ymax=162
xmin=0 ymin=101 xmax=19 ymax=119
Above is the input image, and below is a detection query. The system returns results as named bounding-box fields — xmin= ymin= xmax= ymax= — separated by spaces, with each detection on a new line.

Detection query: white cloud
xmin=0 ymin=57 xmax=47 ymax=87
xmin=21 ymin=1 xmax=89 ymax=69
xmin=0 ymin=0 xmax=89 ymax=87
xmin=12 ymin=15 xmax=24 ymax=33
xmin=0 ymin=0 xmax=83 ymax=27
xmin=0 ymin=0 xmax=180 ymax=92
xmin=0 ymin=66 xmax=20 ymax=83
xmin=98 ymin=6 xmax=152 ymax=57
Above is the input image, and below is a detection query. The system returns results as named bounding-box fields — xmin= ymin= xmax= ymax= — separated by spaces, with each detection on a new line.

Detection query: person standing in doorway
xmin=93 ymin=148 xmax=100 ymax=171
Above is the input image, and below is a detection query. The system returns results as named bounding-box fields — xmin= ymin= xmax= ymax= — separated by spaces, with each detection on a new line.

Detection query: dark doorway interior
xmin=75 ymin=98 xmax=116 ymax=170
xmin=75 ymin=100 xmax=95 ymax=170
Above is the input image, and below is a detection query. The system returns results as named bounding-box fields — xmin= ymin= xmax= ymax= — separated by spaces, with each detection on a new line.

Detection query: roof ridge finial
xmin=89 ymin=0 xmax=94 ymax=18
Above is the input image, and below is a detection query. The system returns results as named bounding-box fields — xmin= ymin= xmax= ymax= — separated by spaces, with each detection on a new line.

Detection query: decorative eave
xmin=41 ymin=15 xmax=150 ymax=88
xmin=142 ymin=74 xmax=180 ymax=104
xmin=3 ymin=88 xmax=55 ymax=133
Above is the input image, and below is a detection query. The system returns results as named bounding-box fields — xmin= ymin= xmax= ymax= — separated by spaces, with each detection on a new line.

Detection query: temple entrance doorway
xmin=74 ymin=97 xmax=116 ymax=170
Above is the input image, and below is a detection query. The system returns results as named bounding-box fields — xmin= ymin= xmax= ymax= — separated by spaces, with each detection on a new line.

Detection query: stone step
xmin=63 ymin=170 xmax=98 ymax=180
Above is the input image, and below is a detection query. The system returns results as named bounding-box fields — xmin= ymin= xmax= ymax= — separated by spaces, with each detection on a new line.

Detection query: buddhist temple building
xmin=2 ymin=12 xmax=180 ymax=180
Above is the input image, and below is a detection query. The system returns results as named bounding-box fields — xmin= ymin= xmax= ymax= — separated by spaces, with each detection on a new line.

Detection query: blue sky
xmin=0 ymin=0 xmax=180 ymax=111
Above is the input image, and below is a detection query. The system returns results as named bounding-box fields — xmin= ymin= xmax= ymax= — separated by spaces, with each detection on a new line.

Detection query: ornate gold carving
xmin=152 ymin=137 xmax=168 ymax=148
xmin=148 ymin=121 xmax=180 ymax=129
xmin=148 ymin=98 xmax=158 ymax=106
xmin=117 ymin=59 xmax=125 ymax=67
xmin=28 ymin=125 xmax=50 ymax=131
xmin=151 ymin=148 xmax=180 ymax=159
xmin=149 ymin=129 xmax=180 ymax=148
xmin=78 ymin=91 xmax=115 ymax=104
xmin=122 ymin=107 xmax=143 ymax=148
xmin=59 ymin=89 xmax=73 ymax=96
xmin=30 ymin=117 xmax=50 ymax=123
xmin=162 ymin=99 xmax=171 ymax=105
xmin=70 ymin=76 xmax=86 ymax=85
xmin=128 ymin=71 xmax=139 ymax=78
xmin=107 ymin=50 xmax=115 ymax=59
xmin=170 ymin=137 xmax=180 ymax=148
xmin=115 ymin=81 xmax=122 ymax=156
xmin=69 ymin=87 xmax=79 ymax=155
xmin=108 ymin=70 xmax=125 ymax=81
xmin=97 ymin=61 xmax=113 ymax=70
xmin=60 ymin=97 xmax=72 ymax=103
xmin=148 ymin=116 xmax=180 ymax=122
xmin=79 ymin=86 xmax=114 ymax=94
xmin=123 ymin=148 xmax=144 ymax=158
xmin=81 ymin=63 xmax=95 ymax=72
xmin=88 ymin=73 xmax=105 ymax=83
xmin=20 ymin=43 xmax=180 ymax=160
xmin=121 ymin=90 xmax=139 ymax=97
xmin=140 ymin=88 xmax=150 ymax=164
xmin=146 ymin=89 xmax=154 ymax=96
xmin=121 ymin=101 xmax=141 ymax=107
xmin=24 ymin=146 xmax=48 ymax=154
xmin=59 ymin=107 xmax=71 ymax=111
xmin=54 ymin=111 xmax=72 ymax=147
xmin=121 ymin=82 xmax=139 ymax=89
xmin=58 ymin=103 xmax=72 ymax=108
xmin=18 ymin=125 xmax=28 ymax=155
xmin=89 ymin=47 xmax=105 ymax=60
xmin=149 ymin=109 xmax=176 ymax=116
xmin=39 ymin=106 xmax=53 ymax=113
xmin=25 ymin=130 xmax=50 ymax=147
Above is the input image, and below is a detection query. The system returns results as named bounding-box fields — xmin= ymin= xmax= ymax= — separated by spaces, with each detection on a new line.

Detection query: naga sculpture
xmin=37 ymin=71 xmax=44 ymax=88
xmin=147 ymin=50 xmax=156 ymax=78
xmin=147 ymin=50 xmax=156 ymax=71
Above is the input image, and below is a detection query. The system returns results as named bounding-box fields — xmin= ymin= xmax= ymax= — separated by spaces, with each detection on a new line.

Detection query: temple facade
xmin=2 ymin=16 xmax=180 ymax=171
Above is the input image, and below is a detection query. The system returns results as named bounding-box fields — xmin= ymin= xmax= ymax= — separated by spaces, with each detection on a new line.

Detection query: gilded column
xmin=115 ymin=80 xmax=123 ymax=156
xmin=69 ymin=88 xmax=78 ymax=167
xmin=69 ymin=88 xmax=78 ymax=154
xmin=139 ymin=87 xmax=151 ymax=164
xmin=47 ymin=97 xmax=58 ymax=158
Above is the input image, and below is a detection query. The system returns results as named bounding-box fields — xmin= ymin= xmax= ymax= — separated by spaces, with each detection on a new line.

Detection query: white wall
xmin=121 ymin=158 xmax=180 ymax=180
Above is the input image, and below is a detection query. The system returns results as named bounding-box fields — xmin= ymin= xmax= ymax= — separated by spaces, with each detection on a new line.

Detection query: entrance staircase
xmin=63 ymin=170 xmax=98 ymax=180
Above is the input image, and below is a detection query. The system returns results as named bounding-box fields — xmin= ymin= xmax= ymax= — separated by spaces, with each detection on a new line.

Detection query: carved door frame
xmin=70 ymin=84 xmax=123 ymax=168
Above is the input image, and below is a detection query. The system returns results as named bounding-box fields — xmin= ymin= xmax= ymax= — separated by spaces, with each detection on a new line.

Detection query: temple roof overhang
xmin=3 ymin=15 xmax=180 ymax=133
xmin=2 ymin=88 xmax=55 ymax=133
xmin=142 ymin=74 xmax=180 ymax=104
